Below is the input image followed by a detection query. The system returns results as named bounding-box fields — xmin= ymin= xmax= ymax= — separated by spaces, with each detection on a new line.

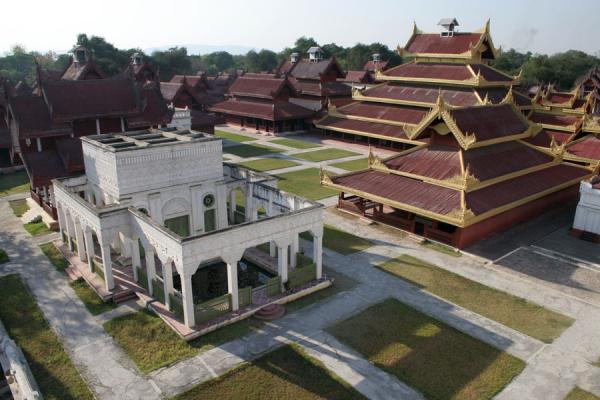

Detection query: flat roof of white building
xmin=82 ymin=128 xmax=217 ymax=152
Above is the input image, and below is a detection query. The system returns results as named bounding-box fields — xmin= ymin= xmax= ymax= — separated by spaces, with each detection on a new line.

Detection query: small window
xmin=203 ymin=194 xmax=215 ymax=208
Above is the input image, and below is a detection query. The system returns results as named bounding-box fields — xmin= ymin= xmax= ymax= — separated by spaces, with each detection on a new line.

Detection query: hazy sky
xmin=2 ymin=0 xmax=599 ymax=56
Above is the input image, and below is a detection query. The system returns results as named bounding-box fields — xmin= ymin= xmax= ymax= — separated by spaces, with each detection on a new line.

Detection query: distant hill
xmin=144 ymin=44 xmax=255 ymax=56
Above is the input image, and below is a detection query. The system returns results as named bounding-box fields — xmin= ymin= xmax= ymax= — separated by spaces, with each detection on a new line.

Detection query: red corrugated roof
xmin=566 ymin=135 xmax=600 ymax=160
xmin=338 ymin=102 xmax=428 ymax=124
xmin=363 ymin=84 xmax=478 ymax=107
xmin=363 ymin=60 xmax=390 ymax=72
xmin=229 ymin=76 xmax=289 ymax=99
xmin=210 ymin=99 xmax=314 ymax=121
xmin=448 ymin=104 xmax=528 ymax=141
xmin=316 ymin=115 xmax=410 ymax=140
xmin=524 ymin=129 xmax=573 ymax=147
xmin=22 ymin=149 xmax=70 ymax=187
xmin=546 ymin=92 xmax=574 ymax=104
xmin=9 ymin=95 xmax=72 ymax=138
xmin=530 ymin=112 xmax=580 ymax=127
xmin=384 ymin=63 xmax=473 ymax=81
xmin=385 ymin=146 xmax=461 ymax=180
xmin=406 ymin=33 xmax=483 ymax=55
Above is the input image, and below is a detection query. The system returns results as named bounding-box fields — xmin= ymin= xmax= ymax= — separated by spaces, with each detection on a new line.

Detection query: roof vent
xmin=290 ymin=52 xmax=300 ymax=64
xmin=372 ymin=53 xmax=381 ymax=63
xmin=438 ymin=18 xmax=459 ymax=37
xmin=72 ymin=46 xmax=89 ymax=64
xmin=307 ymin=46 xmax=323 ymax=63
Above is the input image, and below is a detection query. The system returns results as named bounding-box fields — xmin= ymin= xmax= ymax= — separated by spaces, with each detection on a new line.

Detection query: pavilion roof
xmin=228 ymin=75 xmax=294 ymax=99
xmin=289 ymin=58 xmax=345 ymax=80
xmin=209 ymin=99 xmax=314 ymax=121
xmin=529 ymin=111 xmax=583 ymax=132
xmin=61 ymin=58 xmax=106 ymax=80
xmin=565 ymin=134 xmax=600 ymax=163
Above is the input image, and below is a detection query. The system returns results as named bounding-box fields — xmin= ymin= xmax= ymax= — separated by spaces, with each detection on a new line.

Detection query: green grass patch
xmin=329 ymin=298 xmax=525 ymax=400
xmin=301 ymin=224 xmax=374 ymax=255
xmin=270 ymin=137 xmax=321 ymax=149
xmin=421 ymin=239 xmax=462 ymax=257
xmin=9 ymin=199 xmax=29 ymax=217
xmin=565 ymin=388 xmax=600 ymax=400
xmin=70 ymin=278 xmax=116 ymax=315
xmin=292 ymin=148 xmax=360 ymax=162
xmin=175 ymin=344 xmax=365 ymax=400
xmin=40 ymin=242 xmax=69 ymax=272
xmin=0 ymin=249 xmax=8 ymax=264
xmin=329 ymin=158 xmax=368 ymax=171
xmin=237 ymin=158 xmax=300 ymax=172
xmin=0 ymin=274 xmax=93 ymax=399
xmin=214 ymin=129 xmax=256 ymax=142
xmin=0 ymin=170 xmax=30 ymax=196
xmin=225 ymin=143 xmax=281 ymax=158
xmin=24 ymin=221 xmax=52 ymax=236
xmin=275 ymin=168 xmax=338 ymax=200
xmin=104 ymin=310 xmax=263 ymax=374
xmin=376 ymin=254 xmax=574 ymax=343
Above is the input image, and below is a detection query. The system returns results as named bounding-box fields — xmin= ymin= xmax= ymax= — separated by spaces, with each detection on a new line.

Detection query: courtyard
xmin=0 ymin=128 xmax=600 ymax=400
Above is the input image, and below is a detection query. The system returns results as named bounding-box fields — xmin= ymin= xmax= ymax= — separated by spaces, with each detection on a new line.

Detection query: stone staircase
xmin=112 ymin=263 xmax=146 ymax=304
xmin=253 ymin=304 xmax=285 ymax=321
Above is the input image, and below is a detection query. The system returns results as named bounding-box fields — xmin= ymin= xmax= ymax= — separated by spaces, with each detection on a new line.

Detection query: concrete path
xmin=0 ymin=199 xmax=161 ymax=400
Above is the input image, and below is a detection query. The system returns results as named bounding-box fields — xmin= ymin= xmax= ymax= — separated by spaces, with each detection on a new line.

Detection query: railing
xmin=239 ymin=286 xmax=252 ymax=307
xmin=194 ymin=294 xmax=232 ymax=324
xmin=152 ymin=278 xmax=165 ymax=304
xmin=373 ymin=210 xmax=414 ymax=231
xmin=265 ymin=276 xmax=282 ymax=297
xmin=339 ymin=197 xmax=365 ymax=215
xmin=169 ymin=293 xmax=184 ymax=320
xmin=424 ymin=228 xmax=455 ymax=246
xmin=288 ymin=264 xmax=316 ymax=289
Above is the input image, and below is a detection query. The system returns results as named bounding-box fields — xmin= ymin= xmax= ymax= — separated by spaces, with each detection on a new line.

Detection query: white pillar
xmin=229 ymin=190 xmax=236 ymax=223
xmin=163 ymin=261 xmax=173 ymax=310
xmin=120 ymin=117 xmax=126 ymax=132
xmin=100 ymin=241 xmax=115 ymax=291
xmin=313 ymin=234 xmax=323 ymax=279
xmin=144 ymin=246 xmax=156 ymax=295
xmin=130 ymin=239 xmax=140 ymax=282
xmin=57 ymin=206 xmax=65 ymax=242
xmin=226 ymin=261 xmax=239 ymax=311
xmin=245 ymin=185 xmax=254 ymax=222
xmin=277 ymin=243 xmax=288 ymax=291
xmin=83 ymin=228 xmax=95 ymax=272
xmin=290 ymin=234 xmax=299 ymax=269
xmin=95 ymin=118 xmax=101 ymax=134
xmin=269 ymin=241 xmax=276 ymax=258
xmin=64 ymin=214 xmax=74 ymax=251
xmin=74 ymin=223 xmax=86 ymax=262
xmin=181 ymin=273 xmax=195 ymax=327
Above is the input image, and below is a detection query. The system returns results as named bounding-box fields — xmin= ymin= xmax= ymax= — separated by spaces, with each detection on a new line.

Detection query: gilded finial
xmin=368 ymin=145 xmax=375 ymax=167
xmin=502 ymin=86 xmax=514 ymax=105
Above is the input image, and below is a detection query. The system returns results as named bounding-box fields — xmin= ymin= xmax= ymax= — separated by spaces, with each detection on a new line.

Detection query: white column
xmin=163 ymin=261 xmax=173 ymax=310
xmin=95 ymin=118 xmax=101 ymax=134
xmin=130 ymin=239 xmax=140 ymax=282
xmin=277 ymin=243 xmax=288 ymax=291
xmin=269 ymin=241 xmax=276 ymax=258
xmin=100 ymin=241 xmax=115 ymax=291
xmin=57 ymin=206 xmax=65 ymax=242
xmin=120 ymin=117 xmax=126 ymax=132
xmin=245 ymin=185 xmax=254 ymax=222
xmin=83 ymin=228 xmax=95 ymax=272
xmin=74 ymin=223 xmax=86 ymax=262
xmin=181 ymin=273 xmax=195 ymax=327
xmin=313 ymin=234 xmax=323 ymax=279
xmin=64 ymin=214 xmax=74 ymax=251
xmin=226 ymin=260 xmax=239 ymax=311
xmin=290 ymin=234 xmax=299 ymax=269
xmin=229 ymin=190 xmax=236 ymax=223
xmin=144 ymin=246 xmax=156 ymax=295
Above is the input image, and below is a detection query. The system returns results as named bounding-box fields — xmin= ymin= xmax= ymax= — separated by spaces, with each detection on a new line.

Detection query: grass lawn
xmin=329 ymin=158 xmax=368 ymax=171
xmin=270 ymin=137 xmax=321 ymax=149
xmin=175 ymin=344 xmax=365 ymax=400
xmin=376 ymin=255 xmax=573 ymax=343
xmin=40 ymin=242 xmax=69 ymax=272
xmin=0 ymin=248 xmax=8 ymax=264
xmin=275 ymin=168 xmax=338 ymax=200
xmin=565 ymin=388 xmax=600 ymax=400
xmin=292 ymin=148 xmax=360 ymax=162
xmin=421 ymin=239 xmax=462 ymax=257
xmin=224 ymin=143 xmax=281 ymax=158
xmin=70 ymin=278 xmax=116 ymax=315
xmin=104 ymin=310 xmax=263 ymax=374
xmin=237 ymin=158 xmax=300 ymax=172
xmin=214 ymin=129 xmax=256 ymax=143
xmin=9 ymin=199 xmax=29 ymax=217
xmin=329 ymin=298 xmax=525 ymax=400
xmin=301 ymin=224 xmax=374 ymax=255
xmin=24 ymin=221 xmax=52 ymax=236
xmin=0 ymin=170 xmax=30 ymax=196
xmin=0 ymin=274 xmax=93 ymax=400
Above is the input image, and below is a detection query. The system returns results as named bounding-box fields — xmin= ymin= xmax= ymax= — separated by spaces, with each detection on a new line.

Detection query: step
xmin=65 ymin=265 xmax=82 ymax=281
xmin=113 ymin=290 xmax=137 ymax=303
xmin=254 ymin=304 xmax=285 ymax=321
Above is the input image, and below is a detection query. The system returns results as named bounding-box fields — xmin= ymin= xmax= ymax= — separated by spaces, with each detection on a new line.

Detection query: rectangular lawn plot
xmin=377 ymin=254 xmax=573 ymax=343
xmin=175 ymin=344 xmax=365 ymax=400
xmin=329 ymin=158 xmax=368 ymax=171
xmin=328 ymin=298 xmax=525 ymax=400
xmin=237 ymin=158 xmax=300 ymax=172
xmin=224 ymin=144 xmax=281 ymax=158
xmin=214 ymin=130 xmax=256 ymax=142
xmin=301 ymin=224 xmax=374 ymax=255
xmin=275 ymin=168 xmax=338 ymax=200
xmin=270 ymin=137 xmax=321 ymax=149
xmin=293 ymin=148 xmax=360 ymax=162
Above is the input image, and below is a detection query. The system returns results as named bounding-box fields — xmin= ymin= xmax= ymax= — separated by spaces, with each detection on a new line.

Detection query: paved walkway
xmin=0 ymin=199 xmax=160 ymax=400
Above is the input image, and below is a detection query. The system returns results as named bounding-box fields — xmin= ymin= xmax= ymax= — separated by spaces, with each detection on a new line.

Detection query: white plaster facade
xmin=54 ymin=128 xmax=325 ymax=328
xmin=573 ymin=176 xmax=600 ymax=238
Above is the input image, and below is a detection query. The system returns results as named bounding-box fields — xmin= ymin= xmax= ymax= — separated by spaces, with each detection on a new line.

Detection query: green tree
xmin=150 ymin=47 xmax=192 ymax=80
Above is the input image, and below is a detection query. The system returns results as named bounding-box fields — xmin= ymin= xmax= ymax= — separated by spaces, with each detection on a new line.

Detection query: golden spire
xmin=502 ymin=86 xmax=514 ymax=105
xmin=368 ymin=145 xmax=375 ymax=167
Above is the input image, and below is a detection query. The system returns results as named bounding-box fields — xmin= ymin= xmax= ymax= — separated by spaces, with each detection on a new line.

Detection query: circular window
xmin=203 ymin=194 xmax=215 ymax=208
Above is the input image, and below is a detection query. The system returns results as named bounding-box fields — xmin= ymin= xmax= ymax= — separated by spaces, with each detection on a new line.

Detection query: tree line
xmin=0 ymin=33 xmax=598 ymax=90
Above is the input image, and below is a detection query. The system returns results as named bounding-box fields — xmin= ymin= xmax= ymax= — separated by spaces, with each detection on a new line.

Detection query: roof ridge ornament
xmin=319 ymin=167 xmax=334 ymax=185
xmin=502 ymin=86 xmax=514 ymax=105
